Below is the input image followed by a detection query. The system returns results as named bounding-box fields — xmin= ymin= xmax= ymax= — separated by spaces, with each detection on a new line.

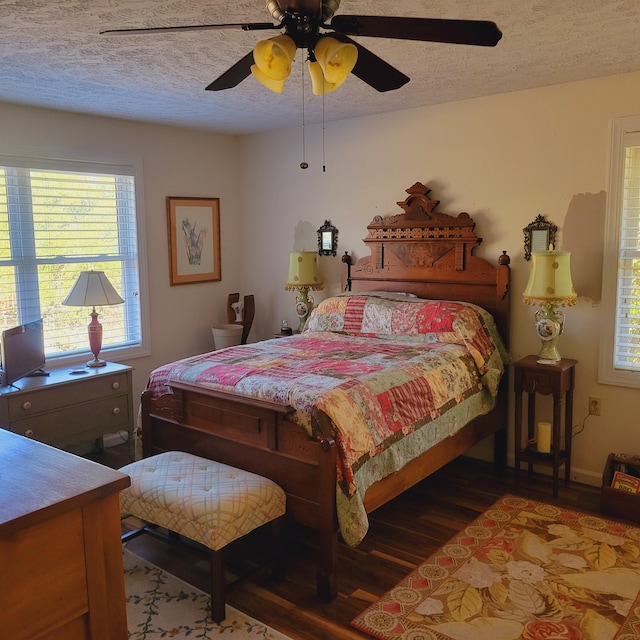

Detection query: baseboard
xmin=103 ymin=430 xmax=129 ymax=448
xmin=501 ymin=453 xmax=602 ymax=488
xmin=568 ymin=466 xmax=602 ymax=487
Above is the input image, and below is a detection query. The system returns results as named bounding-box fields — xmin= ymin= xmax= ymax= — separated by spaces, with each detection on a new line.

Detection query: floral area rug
xmin=124 ymin=549 xmax=292 ymax=639
xmin=352 ymin=494 xmax=640 ymax=640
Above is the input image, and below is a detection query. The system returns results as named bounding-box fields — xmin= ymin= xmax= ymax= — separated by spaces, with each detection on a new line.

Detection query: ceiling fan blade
xmin=206 ymin=51 xmax=255 ymax=91
xmin=100 ymin=22 xmax=277 ymax=36
xmin=332 ymin=35 xmax=409 ymax=92
xmin=330 ymin=15 xmax=502 ymax=47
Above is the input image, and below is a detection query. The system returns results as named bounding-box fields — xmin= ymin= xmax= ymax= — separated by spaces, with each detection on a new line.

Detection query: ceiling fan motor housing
xmin=266 ymin=0 xmax=341 ymax=23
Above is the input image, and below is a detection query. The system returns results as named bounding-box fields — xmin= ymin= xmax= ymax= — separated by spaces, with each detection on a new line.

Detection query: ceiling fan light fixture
xmin=308 ymin=59 xmax=339 ymax=95
xmin=250 ymin=63 xmax=286 ymax=92
xmin=252 ymin=34 xmax=296 ymax=81
xmin=313 ymin=36 xmax=357 ymax=85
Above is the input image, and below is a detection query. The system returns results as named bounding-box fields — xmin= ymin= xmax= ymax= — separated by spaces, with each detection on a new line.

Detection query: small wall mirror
xmin=523 ymin=215 xmax=558 ymax=260
xmin=317 ymin=220 xmax=338 ymax=256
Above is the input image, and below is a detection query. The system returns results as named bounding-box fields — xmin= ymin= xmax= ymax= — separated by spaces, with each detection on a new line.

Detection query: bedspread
xmin=146 ymin=297 xmax=508 ymax=545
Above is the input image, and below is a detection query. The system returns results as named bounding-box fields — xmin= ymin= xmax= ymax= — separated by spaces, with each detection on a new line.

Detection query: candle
xmin=537 ymin=421 xmax=551 ymax=453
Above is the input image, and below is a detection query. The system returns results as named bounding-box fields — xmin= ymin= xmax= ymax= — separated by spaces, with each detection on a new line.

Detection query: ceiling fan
xmin=101 ymin=0 xmax=502 ymax=94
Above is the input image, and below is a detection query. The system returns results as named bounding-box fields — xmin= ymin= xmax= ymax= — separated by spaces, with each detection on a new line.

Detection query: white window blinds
xmin=600 ymin=118 xmax=640 ymax=387
xmin=615 ymin=140 xmax=640 ymax=370
xmin=0 ymin=156 xmax=143 ymax=361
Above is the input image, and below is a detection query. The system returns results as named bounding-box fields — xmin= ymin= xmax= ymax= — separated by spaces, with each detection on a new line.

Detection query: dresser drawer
xmin=9 ymin=394 xmax=131 ymax=446
xmin=5 ymin=372 xmax=129 ymax=420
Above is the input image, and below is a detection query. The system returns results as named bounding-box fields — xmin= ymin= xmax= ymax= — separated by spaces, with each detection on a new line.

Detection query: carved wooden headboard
xmin=343 ymin=182 xmax=510 ymax=342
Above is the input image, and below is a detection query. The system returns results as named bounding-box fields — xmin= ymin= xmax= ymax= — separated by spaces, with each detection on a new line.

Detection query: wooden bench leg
xmin=210 ymin=548 xmax=226 ymax=623
xmin=271 ymin=516 xmax=286 ymax=583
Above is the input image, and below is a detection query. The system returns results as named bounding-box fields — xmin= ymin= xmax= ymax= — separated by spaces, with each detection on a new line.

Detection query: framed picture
xmin=317 ymin=220 xmax=338 ymax=256
xmin=523 ymin=214 xmax=558 ymax=260
xmin=167 ymin=197 xmax=221 ymax=285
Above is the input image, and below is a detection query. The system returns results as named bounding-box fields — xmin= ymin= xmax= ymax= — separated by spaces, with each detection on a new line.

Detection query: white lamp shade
xmin=284 ymin=252 xmax=324 ymax=291
xmin=63 ymin=270 xmax=124 ymax=307
xmin=523 ymin=251 xmax=577 ymax=306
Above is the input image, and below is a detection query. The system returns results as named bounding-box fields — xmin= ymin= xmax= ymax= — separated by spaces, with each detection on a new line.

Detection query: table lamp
xmin=284 ymin=251 xmax=324 ymax=332
xmin=523 ymin=251 xmax=577 ymax=364
xmin=63 ymin=270 xmax=124 ymax=367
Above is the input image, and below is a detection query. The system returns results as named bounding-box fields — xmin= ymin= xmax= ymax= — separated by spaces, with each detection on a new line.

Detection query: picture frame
xmin=167 ymin=197 xmax=221 ymax=285
xmin=523 ymin=214 xmax=558 ymax=261
xmin=317 ymin=220 xmax=338 ymax=256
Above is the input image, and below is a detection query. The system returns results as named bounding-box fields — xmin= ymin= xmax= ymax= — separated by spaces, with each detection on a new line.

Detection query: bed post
xmin=312 ymin=407 xmax=339 ymax=601
xmin=317 ymin=438 xmax=338 ymax=601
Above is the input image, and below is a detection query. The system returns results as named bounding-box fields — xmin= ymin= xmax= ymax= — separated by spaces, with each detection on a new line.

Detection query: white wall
xmin=0 ymin=102 xmax=243 ymax=403
xmin=239 ymin=70 xmax=640 ymax=487
xmin=3 ymin=70 xmax=640 ymax=487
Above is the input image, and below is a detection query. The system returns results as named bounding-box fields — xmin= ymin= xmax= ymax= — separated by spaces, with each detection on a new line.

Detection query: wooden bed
xmin=140 ymin=182 xmax=510 ymax=601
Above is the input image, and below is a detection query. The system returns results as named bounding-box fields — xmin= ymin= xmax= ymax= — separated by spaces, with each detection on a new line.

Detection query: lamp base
xmin=87 ymin=309 xmax=106 ymax=367
xmin=537 ymin=357 xmax=560 ymax=366
xmin=295 ymin=288 xmax=314 ymax=333
xmin=534 ymin=306 xmax=563 ymax=364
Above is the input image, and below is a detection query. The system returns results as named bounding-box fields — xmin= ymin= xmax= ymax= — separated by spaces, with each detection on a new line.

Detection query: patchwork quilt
xmin=146 ymin=293 xmax=509 ymax=545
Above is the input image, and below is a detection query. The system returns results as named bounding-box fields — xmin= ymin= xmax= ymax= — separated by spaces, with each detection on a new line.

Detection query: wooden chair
xmin=226 ymin=293 xmax=255 ymax=344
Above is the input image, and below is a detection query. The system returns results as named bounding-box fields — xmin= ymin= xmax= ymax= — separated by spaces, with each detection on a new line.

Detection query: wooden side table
xmin=513 ymin=355 xmax=577 ymax=498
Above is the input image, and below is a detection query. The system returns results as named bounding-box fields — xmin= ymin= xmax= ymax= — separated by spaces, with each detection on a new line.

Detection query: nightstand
xmin=513 ymin=355 xmax=577 ymax=498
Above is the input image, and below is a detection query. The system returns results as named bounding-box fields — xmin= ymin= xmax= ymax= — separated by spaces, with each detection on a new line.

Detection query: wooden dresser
xmin=0 ymin=362 xmax=133 ymax=458
xmin=0 ymin=429 xmax=130 ymax=639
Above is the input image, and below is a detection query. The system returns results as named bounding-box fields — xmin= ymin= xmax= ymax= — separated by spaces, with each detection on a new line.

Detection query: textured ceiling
xmin=2 ymin=1 xmax=640 ymax=135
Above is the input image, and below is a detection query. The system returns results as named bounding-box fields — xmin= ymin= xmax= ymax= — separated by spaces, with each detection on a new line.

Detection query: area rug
xmin=124 ymin=548 xmax=292 ymax=639
xmin=352 ymin=494 xmax=640 ymax=640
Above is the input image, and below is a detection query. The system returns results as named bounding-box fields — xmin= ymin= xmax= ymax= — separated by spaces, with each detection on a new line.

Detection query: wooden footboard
xmin=141 ymin=381 xmax=340 ymax=600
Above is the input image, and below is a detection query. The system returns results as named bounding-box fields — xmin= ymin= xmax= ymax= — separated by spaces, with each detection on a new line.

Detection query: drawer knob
xmin=112 ymin=407 xmax=121 ymax=415
xmin=24 ymin=429 xmax=34 ymax=438
xmin=112 ymin=381 xmax=120 ymax=390
xmin=22 ymin=401 xmax=32 ymax=411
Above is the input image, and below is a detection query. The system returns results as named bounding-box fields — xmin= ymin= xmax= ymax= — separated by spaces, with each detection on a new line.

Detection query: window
xmin=599 ymin=116 xmax=640 ymax=387
xmin=0 ymin=154 xmax=149 ymax=365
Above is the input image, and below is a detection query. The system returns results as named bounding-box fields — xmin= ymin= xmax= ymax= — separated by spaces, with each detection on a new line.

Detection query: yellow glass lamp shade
xmin=314 ymin=36 xmax=357 ymax=85
xmin=251 ymin=34 xmax=296 ymax=92
xmin=308 ymin=60 xmax=340 ymax=95
xmin=250 ymin=64 xmax=286 ymax=93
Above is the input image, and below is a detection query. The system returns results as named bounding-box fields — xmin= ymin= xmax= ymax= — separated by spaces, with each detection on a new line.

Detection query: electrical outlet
xmin=589 ymin=396 xmax=602 ymax=416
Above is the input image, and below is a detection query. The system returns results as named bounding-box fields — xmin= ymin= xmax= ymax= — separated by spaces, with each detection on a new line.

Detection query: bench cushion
xmin=119 ymin=451 xmax=286 ymax=551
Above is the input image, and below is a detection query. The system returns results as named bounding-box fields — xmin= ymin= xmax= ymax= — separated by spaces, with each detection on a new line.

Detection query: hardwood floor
xmin=97 ymin=444 xmax=604 ymax=640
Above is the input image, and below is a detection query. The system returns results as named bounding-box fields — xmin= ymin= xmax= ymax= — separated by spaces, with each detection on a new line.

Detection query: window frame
xmin=0 ymin=150 xmax=151 ymax=366
xmin=599 ymin=115 xmax=640 ymax=387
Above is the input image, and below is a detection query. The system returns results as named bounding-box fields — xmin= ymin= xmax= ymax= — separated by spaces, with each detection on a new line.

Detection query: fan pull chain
xmin=322 ymin=88 xmax=326 ymax=173
xmin=300 ymin=58 xmax=308 ymax=170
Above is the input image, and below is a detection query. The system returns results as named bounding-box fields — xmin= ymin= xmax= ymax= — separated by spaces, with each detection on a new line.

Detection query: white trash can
xmin=211 ymin=324 xmax=243 ymax=349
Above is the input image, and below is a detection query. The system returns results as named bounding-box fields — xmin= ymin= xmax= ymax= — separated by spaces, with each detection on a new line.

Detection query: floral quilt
xmin=146 ymin=294 xmax=509 ymax=546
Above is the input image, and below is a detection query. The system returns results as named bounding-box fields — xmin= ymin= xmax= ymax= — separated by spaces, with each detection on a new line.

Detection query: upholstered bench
xmin=119 ymin=451 xmax=286 ymax=622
